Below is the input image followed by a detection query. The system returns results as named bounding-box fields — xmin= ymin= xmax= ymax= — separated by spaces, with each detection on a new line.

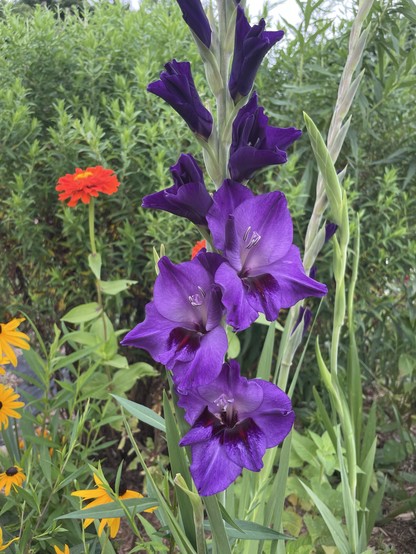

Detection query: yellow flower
xmin=0 ymin=318 xmax=30 ymax=367
xmin=72 ymin=474 xmax=156 ymax=538
xmin=0 ymin=527 xmax=18 ymax=551
xmin=53 ymin=545 xmax=70 ymax=554
xmin=0 ymin=466 xmax=26 ymax=495
xmin=0 ymin=384 xmax=25 ymax=430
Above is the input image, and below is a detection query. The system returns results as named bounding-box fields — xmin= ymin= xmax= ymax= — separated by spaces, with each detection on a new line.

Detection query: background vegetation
xmin=0 ymin=0 xmax=415 ymax=551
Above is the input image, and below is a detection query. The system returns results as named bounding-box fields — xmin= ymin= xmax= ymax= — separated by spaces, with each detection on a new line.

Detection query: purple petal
xmin=207 ymin=180 xmax=254 ymax=251
xmin=142 ymin=182 xmax=212 ymax=226
xmin=171 ymin=325 xmax=228 ymax=388
xmin=170 ymin=153 xmax=204 ymax=187
xmin=215 ymin=262 xmax=259 ymax=331
xmin=177 ymin=360 xmax=264 ymax=424
xmin=292 ymin=306 xmax=313 ymax=337
xmin=229 ymin=92 xmax=301 ymax=181
xmin=147 ymin=60 xmax=213 ymax=139
xmin=229 ymin=146 xmax=287 ymax=182
xmin=223 ymin=418 xmax=266 ymax=471
xmin=120 ymin=302 xmax=176 ymax=362
xmin=176 ymin=0 xmax=212 ymax=48
xmin=230 ymin=191 xmax=293 ymax=270
xmin=187 ymin=435 xmax=242 ymax=496
xmin=244 ymin=273 xmax=282 ymax=321
xmin=229 ymin=7 xmax=284 ymax=100
xmin=266 ymin=126 xmax=303 ymax=150
xmin=325 ymin=222 xmax=338 ymax=243
xmin=267 ymin=245 xmax=328 ymax=308
xmin=179 ymin=407 xmax=218 ymax=445
xmin=251 ymin=380 xmax=295 ymax=447
xmin=154 ymin=256 xmax=221 ymax=328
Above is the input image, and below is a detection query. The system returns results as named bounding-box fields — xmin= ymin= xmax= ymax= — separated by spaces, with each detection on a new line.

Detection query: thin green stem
xmin=88 ymin=199 xmax=96 ymax=255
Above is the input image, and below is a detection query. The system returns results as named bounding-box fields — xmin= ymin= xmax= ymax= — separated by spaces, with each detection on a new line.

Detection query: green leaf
xmin=203 ymin=496 xmax=232 ymax=554
xmin=163 ymin=393 xmax=197 ymax=548
xmin=128 ymin=362 xmax=158 ymax=379
xmin=204 ymin=518 xmax=292 ymax=541
xmin=61 ymin=302 xmax=102 ymax=324
xmin=256 ymin=321 xmax=275 ymax=379
xmin=88 ymin=252 xmax=102 ymax=280
xmin=59 ymin=497 xmax=158 ymax=520
xmin=300 ymin=481 xmax=349 ymax=554
xmin=100 ymin=279 xmax=137 ymax=295
xmin=303 ymin=112 xmax=343 ymax=225
xmin=226 ymin=326 xmax=241 ymax=358
xmin=105 ymin=354 xmax=129 ymax=369
xmin=112 ymin=394 xmax=166 ymax=432
xmin=52 ymin=344 xmax=100 ymax=371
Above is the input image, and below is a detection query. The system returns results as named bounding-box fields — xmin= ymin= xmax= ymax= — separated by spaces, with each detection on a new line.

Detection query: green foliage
xmin=0 ymin=0 xmax=202 ymax=334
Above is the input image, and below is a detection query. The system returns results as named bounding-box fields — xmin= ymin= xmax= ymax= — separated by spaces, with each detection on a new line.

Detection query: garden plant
xmin=0 ymin=0 xmax=415 ymax=553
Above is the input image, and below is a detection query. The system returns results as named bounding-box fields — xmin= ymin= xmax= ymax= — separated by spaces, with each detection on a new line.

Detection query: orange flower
xmin=72 ymin=474 xmax=156 ymax=538
xmin=191 ymin=239 xmax=207 ymax=259
xmin=56 ymin=166 xmax=120 ymax=207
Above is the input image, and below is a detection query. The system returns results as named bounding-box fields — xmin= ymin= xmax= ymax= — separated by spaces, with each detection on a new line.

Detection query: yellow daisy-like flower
xmin=72 ymin=474 xmax=156 ymax=538
xmin=0 ymin=384 xmax=25 ymax=430
xmin=0 ymin=527 xmax=18 ymax=551
xmin=0 ymin=466 xmax=26 ymax=495
xmin=53 ymin=545 xmax=70 ymax=554
xmin=0 ymin=318 xmax=30 ymax=367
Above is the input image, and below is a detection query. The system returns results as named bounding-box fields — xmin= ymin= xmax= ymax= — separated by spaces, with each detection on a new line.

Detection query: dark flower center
xmin=109 ymin=478 xmax=127 ymax=497
xmin=6 ymin=466 xmax=18 ymax=477
xmin=0 ymin=401 xmax=3 ymax=409
xmin=169 ymin=327 xmax=202 ymax=355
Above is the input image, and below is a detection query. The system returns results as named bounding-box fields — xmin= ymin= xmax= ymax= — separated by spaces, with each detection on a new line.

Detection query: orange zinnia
xmin=56 ymin=166 xmax=120 ymax=207
xmin=191 ymin=239 xmax=207 ymax=259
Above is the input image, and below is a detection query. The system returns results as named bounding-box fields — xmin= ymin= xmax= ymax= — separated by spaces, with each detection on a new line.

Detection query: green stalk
xmin=88 ymin=198 xmax=107 ymax=341
xmin=215 ymin=0 xmax=235 ymax=183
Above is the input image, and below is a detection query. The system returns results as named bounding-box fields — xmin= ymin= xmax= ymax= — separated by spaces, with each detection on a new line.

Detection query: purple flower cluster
xmin=123 ymin=2 xmax=327 ymax=496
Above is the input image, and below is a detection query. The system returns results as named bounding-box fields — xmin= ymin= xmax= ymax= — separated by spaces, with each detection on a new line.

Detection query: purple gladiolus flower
xmin=176 ymin=0 xmax=211 ymax=48
xmin=325 ymin=222 xmax=338 ymax=242
xmin=229 ymin=7 xmax=284 ymax=101
xmin=178 ymin=360 xmax=295 ymax=496
xmin=121 ymin=253 xmax=228 ymax=388
xmin=229 ymin=93 xmax=302 ymax=182
xmin=292 ymin=306 xmax=313 ymax=337
xmin=142 ymin=154 xmax=213 ymax=226
xmin=147 ymin=60 xmax=213 ymax=139
xmin=206 ymin=181 xmax=328 ymax=331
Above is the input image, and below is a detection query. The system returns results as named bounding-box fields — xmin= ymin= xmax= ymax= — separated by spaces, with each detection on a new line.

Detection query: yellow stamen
xmin=74 ymin=171 xmax=93 ymax=180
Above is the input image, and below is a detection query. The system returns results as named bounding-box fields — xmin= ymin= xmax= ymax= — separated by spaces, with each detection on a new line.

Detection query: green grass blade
xmin=163 ymin=391 xmax=197 ymax=548
xmin=300 ymin=481 xmax=350 ymax=554
xmin=204 ymin=495 xmax=232 ymax=554
xmin=256 ymin=321 xmax=276 ymax=379
xmin=112 ymin=394 xmax=166 ymax=432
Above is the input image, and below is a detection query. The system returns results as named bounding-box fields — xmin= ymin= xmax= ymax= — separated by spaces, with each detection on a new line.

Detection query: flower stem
xmin=88 ymin=198 xmax=97 ymax=255
xmin=88 ymin=197 xmax=107 ymax=341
